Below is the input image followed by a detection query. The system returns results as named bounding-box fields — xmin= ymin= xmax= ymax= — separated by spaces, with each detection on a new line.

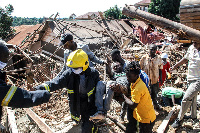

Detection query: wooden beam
xmin=107 ymin=114 xmax=126 ymax=132
xmin=24 ymin=108 xmax=54 ymax=133
xmin=122 ymin=5 xmax=200 ymax=43
xmin=16 ymin=46 xmax=34 ymax=63
xmin=157 ymin=106 xmax=180 ymax=133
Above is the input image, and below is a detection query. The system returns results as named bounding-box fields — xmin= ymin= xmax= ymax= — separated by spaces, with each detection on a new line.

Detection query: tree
xmin=0 ymin=4 xmax=14 ymax=40
xmin=148 ymin=0 xmax=181 ymax=21
xmin=12 ymin=17 xmax=45 ymax=26
xmin=104 ymin=5 xmax=129 ymax=19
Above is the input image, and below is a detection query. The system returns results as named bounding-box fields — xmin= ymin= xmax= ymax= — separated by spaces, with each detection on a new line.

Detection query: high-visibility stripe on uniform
xmin=87 ymin=87 xmax=95 ymax=97
xmin=1 ymin=86 xmax=17 ymax=106
xmin=71 ymin=114 xmax=80 ymax=122
xmin=42 ymin=83 xmax=50 ymax=92
xmin=67 ymin=89 xmax=74 ymax=94
xmin=92 ymin=125 xmax=98 ymax=133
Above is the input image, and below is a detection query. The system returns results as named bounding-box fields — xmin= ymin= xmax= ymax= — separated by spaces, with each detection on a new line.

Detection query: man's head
xmin=0 ymin=40 xmax=9 ymax=69
xmin=149 ymin=44 xmax=157 ymax=57
xmin=125 ymin=61 xmax=140 ymax=83
xmin=66 ymin=49 xmax=89 ymax=74
xmin=113 ymin=62 xmax=123 ymax=73
xmin=193 ymin=42 xmax=200 ymax=51
xmin=110 ymin=49 xmax=121 ymax=62
xmin=59 ymin=33 xmax=77 ymax=50
xmin=161 ymin=53 xmax=168 ymax=62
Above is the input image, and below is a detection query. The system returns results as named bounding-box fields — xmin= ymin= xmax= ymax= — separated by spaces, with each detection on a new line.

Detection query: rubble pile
xmin=2 ymin=14 xmax=200 ymax=132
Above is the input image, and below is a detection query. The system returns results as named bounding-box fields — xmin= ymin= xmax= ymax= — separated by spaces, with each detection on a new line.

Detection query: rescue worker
xmin=0 ymin=40 xmax=51 ymax=120
xmin=35 ymin=49 xmax=101 ymax=133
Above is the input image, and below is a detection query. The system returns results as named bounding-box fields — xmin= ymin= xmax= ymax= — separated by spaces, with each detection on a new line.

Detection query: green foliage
xmin=104 ymin=5 xmax=129 ymax=19
xmin=12 ymin=17 xmax=44 ymax=26
xmin=148 ymin=0 xmax=181 ymax=21
xmin=0 ymin=4 xmax=14 ymax=39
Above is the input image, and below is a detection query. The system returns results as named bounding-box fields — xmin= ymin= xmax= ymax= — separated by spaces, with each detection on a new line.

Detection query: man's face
xmin=64 ymin=41 xmax=77 ymax=50
xmin=111 ymin=53 xmax=119 ymax=62
xmin=126 ymin=71 xmax=138 ymax=83
xmin=113 ymin=62 xmax=123 ymax=73
xmin=149 ymin=45 xmax=157 ymax=56
xmin=162 ymin=58 xmax=167 ymax=62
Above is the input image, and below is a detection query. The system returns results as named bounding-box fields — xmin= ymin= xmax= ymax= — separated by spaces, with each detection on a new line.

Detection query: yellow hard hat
xmin=66 ymin=49 xmax=89 ymax=71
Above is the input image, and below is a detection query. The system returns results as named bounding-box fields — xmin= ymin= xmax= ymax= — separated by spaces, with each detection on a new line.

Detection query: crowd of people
xmin=0 ymin=32 xmax=199 ymax=133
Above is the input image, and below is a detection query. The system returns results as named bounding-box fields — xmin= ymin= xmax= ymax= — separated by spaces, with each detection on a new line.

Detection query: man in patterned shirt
xmin=140 ymin=44 xmax=163 ymax=110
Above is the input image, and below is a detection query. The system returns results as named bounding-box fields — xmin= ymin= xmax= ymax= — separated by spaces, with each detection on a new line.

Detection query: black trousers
xmin=80 ymin=97 xmax=98 ymax=133
xmin=150 ymin=82 xmax=160 ymax=108
xmin=126 ymin=107 xmax=155 ymax=133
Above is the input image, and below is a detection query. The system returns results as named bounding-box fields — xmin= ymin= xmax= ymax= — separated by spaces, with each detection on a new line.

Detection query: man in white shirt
xmin=171 ymin=42 xmax=200 ymax=128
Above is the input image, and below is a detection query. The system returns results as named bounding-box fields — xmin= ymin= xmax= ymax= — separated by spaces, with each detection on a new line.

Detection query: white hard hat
xmin=161 ymin=53 xmax=168 ymax=58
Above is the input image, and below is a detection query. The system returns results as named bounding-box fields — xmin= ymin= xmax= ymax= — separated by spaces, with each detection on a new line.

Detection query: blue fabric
xmin=139 ymin=70 xmax=149 ymax=88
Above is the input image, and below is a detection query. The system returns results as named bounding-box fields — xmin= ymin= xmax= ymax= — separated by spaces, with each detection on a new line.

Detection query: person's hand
xmin=167 ymin=72 xmax=171 ymax=79
xmin=106 ymin=55 xmax=112 ymax=64
xmin=110 ymin=83 xmax=121 ymax=93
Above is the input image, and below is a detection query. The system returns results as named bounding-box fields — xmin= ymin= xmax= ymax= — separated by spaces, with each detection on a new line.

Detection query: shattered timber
xmin=1 ymin=4 xmax=200 ymax=133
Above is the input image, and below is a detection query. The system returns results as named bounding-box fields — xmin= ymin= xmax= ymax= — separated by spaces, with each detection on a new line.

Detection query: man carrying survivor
xmin=112 ymin=61 xmax=156 ymax=133
xmin=35 ymin=49 xmax=102 ymax=133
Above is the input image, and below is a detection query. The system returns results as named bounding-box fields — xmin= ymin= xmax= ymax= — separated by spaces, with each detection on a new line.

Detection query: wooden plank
xmin=157 ymin=106 xmax=180 ymax=133
xmin=16 ymin=46 xmax=34 ymax=63
xmin=24 ymin=108 xmax=54 ymax=133
xmin=180 ymin=12 xmax=200 ymax=18
xmin=180 ymin=4 xmax=200 ymax=9
xmin=180 ymin=8 xmax=200 ymax=13
xmin=6 ymin=107 xmax=18 ymax=133
xmin=107 ymin=114 xmax=126 ymax=131
xmin=180 ymin=15 xmax=200 ymax=21
xmin=181 ymin=19 xmax=200 ymax=23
